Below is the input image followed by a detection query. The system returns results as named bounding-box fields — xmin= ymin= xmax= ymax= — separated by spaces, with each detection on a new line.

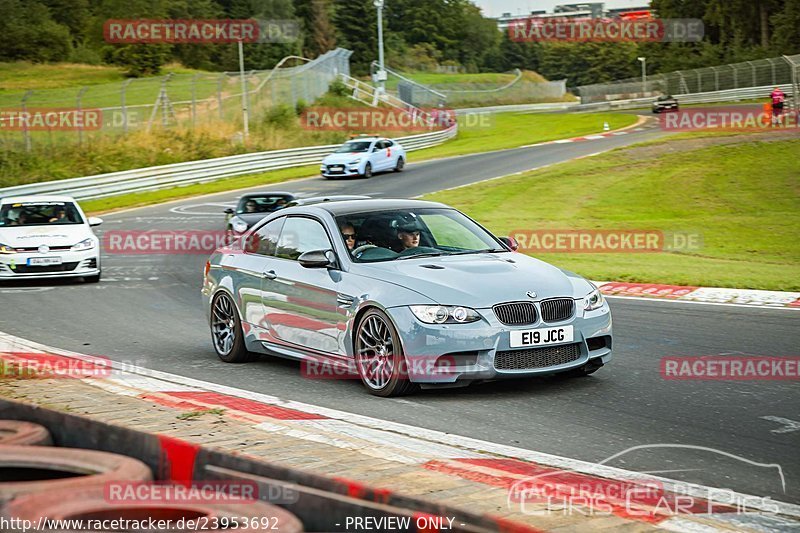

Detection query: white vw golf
xmin=0 ymin=196 xmax=103 ymax=282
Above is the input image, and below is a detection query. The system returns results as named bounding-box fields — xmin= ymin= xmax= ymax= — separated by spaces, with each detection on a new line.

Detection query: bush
xmin=295 ymin=99 xmax=309 ymax=116
xmin=327 ymin=79 xmax=350 ymax=97
xmin=262 ymin=105 xmax=296 ymax=128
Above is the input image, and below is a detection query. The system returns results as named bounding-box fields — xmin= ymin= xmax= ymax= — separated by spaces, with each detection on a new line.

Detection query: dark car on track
xmin=224 ymin=192 xmax=296 ymax=241
xmin=652 ymin=95 xmax=679 ymax=114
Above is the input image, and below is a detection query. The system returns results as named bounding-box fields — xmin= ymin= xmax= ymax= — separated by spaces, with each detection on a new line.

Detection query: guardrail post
xmin=21 ymin=90 xmax=32 ymax=153
xmin=76 ymin=87 xmax=88 ymax=149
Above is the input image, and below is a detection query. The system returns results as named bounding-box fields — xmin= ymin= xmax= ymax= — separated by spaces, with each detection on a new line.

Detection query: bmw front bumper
xmin=386 ymin=302 xmax=612 ymax=385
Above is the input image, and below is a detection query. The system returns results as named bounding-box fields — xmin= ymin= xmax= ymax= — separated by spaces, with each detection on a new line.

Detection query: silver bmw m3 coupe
xmin=202 ymin=199 xmax=612 ymax=396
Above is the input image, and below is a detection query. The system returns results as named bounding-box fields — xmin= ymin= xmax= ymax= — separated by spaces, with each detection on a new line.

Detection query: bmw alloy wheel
xmin=354 ymin=309 xmax=415 ymax=396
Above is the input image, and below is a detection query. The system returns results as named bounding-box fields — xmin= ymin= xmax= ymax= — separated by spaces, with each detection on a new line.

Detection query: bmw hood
xmin=322 ymin=153 xmax=366 ymax=165
xmin=353 ymin=253 xmax=593 ymax=308
xmin=0 ymin=225 xmax=92 ymax=248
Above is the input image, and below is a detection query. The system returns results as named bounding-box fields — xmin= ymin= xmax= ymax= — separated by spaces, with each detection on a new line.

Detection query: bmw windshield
xmin=337 ymin=208 xmax=505 ymax=263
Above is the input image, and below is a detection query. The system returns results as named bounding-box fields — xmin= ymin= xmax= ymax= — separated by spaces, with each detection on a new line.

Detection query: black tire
xmin=362 ymin=163 xmax=373 ymax=179
xmin=394 ymin=157 xmax=405 ymax=172
xmin=354 ymin=309 xmax=417 ymax=397
xmin=84 ymin=273 xmax=101 ymax=283
xmin=211 ymin=292 xmax=254 ymax=363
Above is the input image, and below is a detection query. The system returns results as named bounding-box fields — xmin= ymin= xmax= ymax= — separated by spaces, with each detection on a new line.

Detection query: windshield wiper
xmin=396 ymin=252 xmax=444 ymax=260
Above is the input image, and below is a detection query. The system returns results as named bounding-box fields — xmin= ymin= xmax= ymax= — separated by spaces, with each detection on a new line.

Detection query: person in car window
xmin=397 ymin=221 xmax=422 ymax=250
xmin=340 ymin=222 xmax=357 ymax=251
xmin=244 ymin=200 xmax=258 ymax=213
xmin=49 ymin=207 xmax=68 ymax=223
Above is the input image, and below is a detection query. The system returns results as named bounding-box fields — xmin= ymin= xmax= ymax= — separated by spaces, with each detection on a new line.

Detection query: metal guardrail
xmin=0 ymin=126 xmax=458 ymax=201
xmin=576 ymin=84 xmax=794 ymax=112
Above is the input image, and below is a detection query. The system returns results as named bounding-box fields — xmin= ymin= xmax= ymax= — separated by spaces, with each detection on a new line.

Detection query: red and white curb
xmin=595 ymin=281 xmax=800 ymax=310
xmin=520 ymin=115 xmax=654 ymax=149
xmin=1 ymin=330 xmax=799 ymax=531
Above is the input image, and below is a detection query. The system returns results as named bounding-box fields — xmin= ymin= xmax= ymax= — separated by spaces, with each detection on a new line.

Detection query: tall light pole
xmin=374 ymin=0 xmax=387 ymax=94
xmin=638 ymin=56 xmax=647 ymax=96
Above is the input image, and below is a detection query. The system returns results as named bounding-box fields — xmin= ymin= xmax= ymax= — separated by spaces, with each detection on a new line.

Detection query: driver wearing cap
xmin=397 ymin=220 xmax=422 ymax=250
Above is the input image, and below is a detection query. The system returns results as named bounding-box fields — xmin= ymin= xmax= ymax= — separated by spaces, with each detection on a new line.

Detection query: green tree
xmin=0 ymin=0 xmax=72 ymax=62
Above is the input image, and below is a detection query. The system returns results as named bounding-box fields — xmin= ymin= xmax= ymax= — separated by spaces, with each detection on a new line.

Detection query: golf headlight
xmin=584 ymin=288 xmax=604 ymax=311
xmin=231 ymin=218 xmax=248 ymax=234
xmin=0 ymin=243 xmax=16 ymax=254
xmin=410 ymin=305 xmax=481 ymax=324
xmin=71 ymin=238 xmax=95 ymax=252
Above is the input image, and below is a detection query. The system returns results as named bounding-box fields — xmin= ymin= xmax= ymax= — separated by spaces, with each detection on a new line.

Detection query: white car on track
xmin=320 ymin=136 xmax=406 ymax=179
xmin=0 ymin=195 xmax=103 ymax=282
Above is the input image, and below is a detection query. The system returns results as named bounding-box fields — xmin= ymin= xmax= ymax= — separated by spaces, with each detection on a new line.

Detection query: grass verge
xmin=413 ymin=112 xmax=637 ymax=160
xmin=80 ymin=111 xmax=637 ymax=215
xmin=423 ymin=134 xmax=800 ymax=291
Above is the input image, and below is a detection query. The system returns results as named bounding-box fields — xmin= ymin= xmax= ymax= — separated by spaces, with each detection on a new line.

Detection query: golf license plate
xmin=27 ymin=257 xmax=62 ymax=266
xmin=510 ymin=326 xmax=573 ymax=348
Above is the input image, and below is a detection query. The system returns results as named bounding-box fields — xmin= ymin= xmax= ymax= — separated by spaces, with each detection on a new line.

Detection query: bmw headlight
xmin=410 ymin=305 xmax=481 ymax=324
xmin=584 ymin=288 xmax=605 ymax=311
xmin=231 ymin=217 xmax=248 ymax=234
xmin=0 ymin=243 xmax=16 ymax=254
xmin=70 ymin=238 xmax=96 ymax=252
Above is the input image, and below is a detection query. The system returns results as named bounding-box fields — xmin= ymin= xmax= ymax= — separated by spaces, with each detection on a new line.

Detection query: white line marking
xmin=585 ymin=135 xmax=606 ymax=140
xmin=553 ymin=139 xmax=574 ymax=144
xmin=612 ymin=131 xmax=629 ymax=135
xmin=761 ymin=416 xmax=800 ymax=434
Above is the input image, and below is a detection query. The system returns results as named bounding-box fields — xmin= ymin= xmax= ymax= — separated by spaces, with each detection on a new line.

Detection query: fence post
xmin=711 ymin=66 xmax=719 ymax=92
xmin=768 ymin=58 xmax=778 ymax=86
xmin=76 ymin=87 xmax=88 ymax=149
xmin=217 ymin=74 xmax=226 ymax=120
xmin=21 ymin=91 xmax=32 ymax=153
xmin=732 ymin=65 xmax=739 ymax=89
xmin=161 ymin=73 xmax=173 ymax=128
xmin=746 ymin=61 xmax=757 ymax=87
xmin=120 ymin=79 xmax=133 ymax=135
xmin=191 ymin=74 xmax=200 ymax=128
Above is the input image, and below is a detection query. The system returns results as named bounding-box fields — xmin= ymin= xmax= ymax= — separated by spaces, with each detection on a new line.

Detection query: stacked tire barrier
xmin=0 ymin=419 xmax=303 ymax=532
xmin=0 ymin=400 xmax=537 ymax=532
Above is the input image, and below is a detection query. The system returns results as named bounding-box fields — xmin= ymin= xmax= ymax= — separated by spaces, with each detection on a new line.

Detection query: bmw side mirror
xmin=224 ymin=208 xmax=234 ymax=214
xmin=499 ymin=236 xmax=519 ymax=252
xmin=298 ymin=249 xmax=335 ymax=269
xmin=88 ymin=217 xmax=103 ymax=227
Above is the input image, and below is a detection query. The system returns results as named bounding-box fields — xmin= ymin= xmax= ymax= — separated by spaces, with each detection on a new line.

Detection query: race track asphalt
xmin=1 ymin=119 xmax=798 ymax=502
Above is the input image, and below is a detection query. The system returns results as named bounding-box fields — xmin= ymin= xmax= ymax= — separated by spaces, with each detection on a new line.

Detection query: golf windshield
xmin=337 ymin=208 xmax=504 ymax=263
xmin=0 ymin=202 xmax=84 ymax=227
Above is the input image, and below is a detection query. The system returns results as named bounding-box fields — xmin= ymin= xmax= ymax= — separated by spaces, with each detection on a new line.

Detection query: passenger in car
xmin=397 ymin=221 xmax=422 ymax=250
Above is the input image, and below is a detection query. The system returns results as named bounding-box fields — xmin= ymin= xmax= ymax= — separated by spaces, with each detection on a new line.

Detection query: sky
xmin=473 ymin=0 xmax=651 ymax=18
